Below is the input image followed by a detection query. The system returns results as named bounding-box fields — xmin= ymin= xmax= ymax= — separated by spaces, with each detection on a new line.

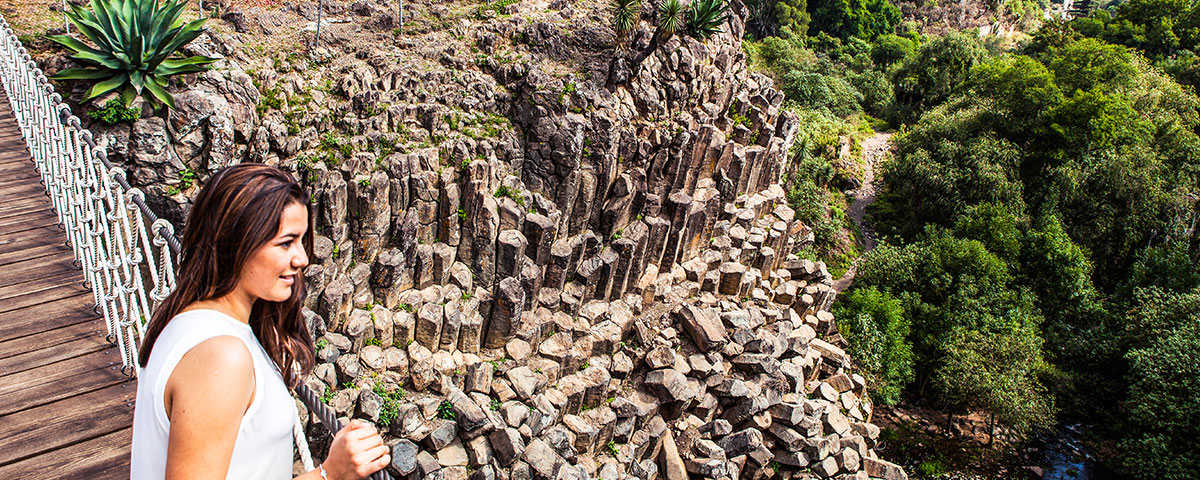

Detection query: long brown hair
xmin=138 ymin=163 xmax=315 ymax=388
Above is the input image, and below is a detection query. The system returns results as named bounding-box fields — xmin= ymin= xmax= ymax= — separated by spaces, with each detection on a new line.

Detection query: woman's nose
xmin=294 ymin=246 xmax=309 ymax=269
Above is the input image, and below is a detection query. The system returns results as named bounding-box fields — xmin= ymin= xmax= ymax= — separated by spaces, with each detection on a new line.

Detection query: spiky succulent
xmin=612 ymin=0 xmax=642 ymax=39
xmin=49 ymin=0 xmax=218 ymax=110
xmin=685 ymin=0 xmax=730 ymax=39
xmin=657 ymin=0 xmax=687 ymax=36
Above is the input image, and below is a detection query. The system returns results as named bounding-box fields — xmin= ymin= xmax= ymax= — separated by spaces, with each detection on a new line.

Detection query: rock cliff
xmin=43 ymin=0 xmax=909 ymax=478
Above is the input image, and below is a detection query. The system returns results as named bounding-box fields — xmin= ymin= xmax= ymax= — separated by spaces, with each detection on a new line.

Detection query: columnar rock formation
xmin=48 ymin=0 xmax=909 ymax=478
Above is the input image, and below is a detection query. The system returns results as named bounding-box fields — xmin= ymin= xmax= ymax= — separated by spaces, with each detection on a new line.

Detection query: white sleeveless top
xmin=130 ymin=309 xmax=296 ymax=479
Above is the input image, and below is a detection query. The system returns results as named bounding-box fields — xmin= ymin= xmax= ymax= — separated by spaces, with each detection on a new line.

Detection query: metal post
xmin=314 ymin=0 xmax=325 ymax=52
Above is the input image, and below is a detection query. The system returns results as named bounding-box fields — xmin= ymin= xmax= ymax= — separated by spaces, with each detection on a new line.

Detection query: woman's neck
xmin=187 ymin=291 xmax=255 ymax=324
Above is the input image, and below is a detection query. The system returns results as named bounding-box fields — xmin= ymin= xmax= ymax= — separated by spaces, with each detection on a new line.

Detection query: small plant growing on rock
xmin=607 ymin=440 xmax=619 ymax=457
xmin=437 ymin=400 xmax=456 ymax=420
xmin=316 ymin=338 xmax=329 ymax=351
xmin=398 ymin=303 xmax=414 ymax=313
xmin=373 ymin=383 xmax=407 ymax=426
xmin=166 ymin=168 xmax=197 ymax=195
xmin=87 ymin=99 xmax=141 ymax=124
xmin=320 ymin=386 xmax=335 ymax=404
xmin=365 ymin=338 xmax=382 ymax=347
xmin=494 ymin=185 xmax=526 ymax=206
xmin=490 ymin=397 xmax=502 ymax=411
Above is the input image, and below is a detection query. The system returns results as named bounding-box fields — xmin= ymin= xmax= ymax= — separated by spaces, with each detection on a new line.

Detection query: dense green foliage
xmin=832 ymin=287 xmax=913 ymax=404
xmin=49 ymin=0 xmax=217 ymax=109
xmin=1120 ymin=288 xmax=1200 ymax=480
xmin=849 ymin=20 xmax=1198 ymax=479
xmin=748 ymin=0 xmax=1200 ymax=474
xmin=808 ymin=0 xmax=901 ymax=39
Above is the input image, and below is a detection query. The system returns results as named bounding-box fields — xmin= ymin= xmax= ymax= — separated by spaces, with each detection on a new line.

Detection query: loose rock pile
xmin=298 ymin=188 xmax=907 ymax=479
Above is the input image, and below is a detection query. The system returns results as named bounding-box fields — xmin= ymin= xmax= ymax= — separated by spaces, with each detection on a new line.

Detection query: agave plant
xmin=611 ymin=0 xmax=641 ymax=49
xmin=657 ymin=0 xmax=687 ymax=36
xmin=685 ymin=0 xmax=729 ymax=39
xmin=49 ymin=0 xmax=218 ymax=110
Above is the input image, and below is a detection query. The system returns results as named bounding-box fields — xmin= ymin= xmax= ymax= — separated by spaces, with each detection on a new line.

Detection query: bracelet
xmin=317 ymin=464 xmax=328 ymax=480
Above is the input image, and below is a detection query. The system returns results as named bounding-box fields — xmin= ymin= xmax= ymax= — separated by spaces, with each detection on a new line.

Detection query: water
xmin=1040 ymin=423 xmax=1126 ymax=480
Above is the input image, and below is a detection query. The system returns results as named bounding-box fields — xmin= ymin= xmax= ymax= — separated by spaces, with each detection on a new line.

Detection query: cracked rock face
xmin=34 ymin=0 xmax=908 ymax=477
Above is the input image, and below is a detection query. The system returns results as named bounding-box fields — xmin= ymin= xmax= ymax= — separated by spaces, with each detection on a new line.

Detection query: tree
xmin=890 ymin=31 xmax=987 ymax=123
xmin=965 ymin=54 xmax=1063 ymax=141
xmin=833 ymin=287 xmax=914 ymax=405
xmin=935 ymin=325 xmax=1057 ymax=441
xmin=808 ymin=0 xmax=900 ymax=40
xmin=1119 ymin=287 xmax=1200 ymax=479
xmin=774 ymin=0 xmax=811 ymax=36
xmin=952 ymin=202 xmax=1024 ymax=266
xmin=870 ymin=33 xmax=915 ymax=67
xmin=611 ymin=0 xmax=641 ymax=51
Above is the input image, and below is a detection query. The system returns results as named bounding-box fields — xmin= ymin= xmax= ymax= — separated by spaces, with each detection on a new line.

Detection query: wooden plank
xmin=0 ymin=170 xmax=39 ymax=184
xmin=0 ymin=204 xmax=56 ymax=222
xmin=0 ymin=174 xmax=47 ymax=189
xmin=0 ymin=254 xmax=77 ymax=289
xmin=0 ymin=209 xmax=57 ymax=229
xmin=0 ymin=351 xmax=125 ymax=416
xmin=0 ymin=165 xmax=40 ymax=179
xmin=0 ymin=334 xmax=113 ymax=377
xmin=0 ymin=183 xmax=50 ymax=198
xmin=0 ymin=427 xmax=131 ymax=479
xmin=0 ymin=282 xmax=92 ymax=318
xmin=0 ymin=198 xmax=56 ymax=215
xmin=0 ymin=269 xmax=81 ymax=302
xmin=0 ymin=242 xmax=66 ymax=267
xmin=0 ymin=292 xmax=98 ymax=339
xmin=0 ymin=382 xmax=134 ymax=466
xmin=0 ymin=316 xmax=106 ymax=360
xmin=0 ymin=223 xmax=62 ymax=244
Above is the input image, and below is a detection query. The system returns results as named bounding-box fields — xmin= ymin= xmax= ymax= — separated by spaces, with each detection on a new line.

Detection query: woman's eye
xmin=281 ymin=241 xmax=293 ymax=248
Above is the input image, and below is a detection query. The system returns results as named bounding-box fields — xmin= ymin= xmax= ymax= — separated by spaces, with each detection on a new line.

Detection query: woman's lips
xmin=280 ymin=274 xmax=295 ymax=285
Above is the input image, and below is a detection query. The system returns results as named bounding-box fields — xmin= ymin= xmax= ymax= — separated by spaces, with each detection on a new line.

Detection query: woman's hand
xmin=321 ymin=420 xmax=390 ymax=480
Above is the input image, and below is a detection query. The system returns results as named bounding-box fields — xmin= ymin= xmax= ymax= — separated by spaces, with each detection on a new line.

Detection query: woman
xmin=130 ymin=164 xmax=390 ymax=479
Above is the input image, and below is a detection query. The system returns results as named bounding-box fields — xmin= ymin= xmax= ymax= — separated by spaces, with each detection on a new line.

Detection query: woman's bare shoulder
xmin=166 ymin=336 xmax=255 ymax=417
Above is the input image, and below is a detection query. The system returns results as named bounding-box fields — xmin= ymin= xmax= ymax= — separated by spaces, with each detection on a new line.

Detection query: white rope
xmin=295 ymin=412 xmax=316 ymax=472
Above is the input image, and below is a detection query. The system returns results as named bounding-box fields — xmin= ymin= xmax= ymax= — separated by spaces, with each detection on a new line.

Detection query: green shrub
xmin=86 ymin=99 xmax=141 ymax=124
xmin=833 ymin=286 xmax=913 ymax=404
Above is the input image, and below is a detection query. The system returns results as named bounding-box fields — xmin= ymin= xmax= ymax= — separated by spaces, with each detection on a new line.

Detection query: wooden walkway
xmin=0 ymin=89 xmax=134 ymax=476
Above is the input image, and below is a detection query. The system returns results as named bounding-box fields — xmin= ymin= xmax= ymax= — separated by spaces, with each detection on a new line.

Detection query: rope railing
xmin=0 ymin=17 xmax=392 ymax=479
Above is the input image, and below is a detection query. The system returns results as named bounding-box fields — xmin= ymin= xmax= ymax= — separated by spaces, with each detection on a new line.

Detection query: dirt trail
xmin=833 ymin=132 xmax=891 ymax=293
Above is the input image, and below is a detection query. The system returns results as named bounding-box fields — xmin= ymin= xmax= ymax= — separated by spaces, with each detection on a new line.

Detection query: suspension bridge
xmin=0 ymin=85 xmax=133 ymax=476
xmin=0 ymin=14 xmax=393 ymax=480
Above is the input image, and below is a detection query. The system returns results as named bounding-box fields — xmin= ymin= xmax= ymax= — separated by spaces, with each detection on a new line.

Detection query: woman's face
xmin=238 ymin=202 xmax=309 ymax=303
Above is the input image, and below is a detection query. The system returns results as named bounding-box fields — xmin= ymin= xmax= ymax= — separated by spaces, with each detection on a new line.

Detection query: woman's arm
xmin=163 ymin=336 xmax=256 ymax=480
xmin=163 ymin=336 xmax=390 ymax=480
